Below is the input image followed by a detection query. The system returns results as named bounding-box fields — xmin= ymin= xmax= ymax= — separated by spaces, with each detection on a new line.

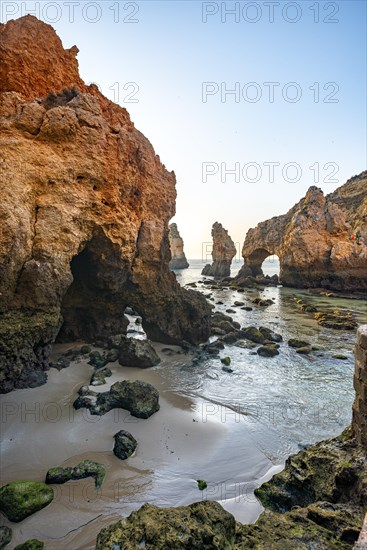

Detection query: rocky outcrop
xmin=202 ymin=222 xmax=236 ymax=277
xmin=45 ymin=460 xmax=105 ymax=489
xmin=168 ymin=223 xmax=189 ymax=269
xmin=74 ymin=379 xmax=160 ymax=419
xmin=95 ymin=501 xmax=236 ymax=549
xmin=353 ymin=325 xmax=367 ymax=451
xmin=0 ymin=16 xmax=211 ymax=393
xmin=113 ymin=430 xmax=137 ymax=460
xmin=0 ymin=481 xmax=54 ymax=523
xmin=237 ymin=171 xmax=367 ymax=291
xmin=117 ymin=336 xmax=161 ymax=368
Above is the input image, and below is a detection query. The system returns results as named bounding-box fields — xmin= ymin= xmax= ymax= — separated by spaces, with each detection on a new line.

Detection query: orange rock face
xmin=0 ymin=16 xmax=210 ymax=393
xmin=169 ymin=223 xmax=189 ymax=269
xmin=239 ymin=172 xmax=367 ymax=291
xmin=202 ymin=222 xmax=236 ymax=278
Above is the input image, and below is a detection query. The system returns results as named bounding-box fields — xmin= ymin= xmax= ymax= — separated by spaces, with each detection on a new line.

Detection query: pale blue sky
xmin=3 ymin=1 xmax=366 ymax=257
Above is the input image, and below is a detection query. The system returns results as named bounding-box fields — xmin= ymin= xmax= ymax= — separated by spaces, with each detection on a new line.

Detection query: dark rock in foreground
xmin=116 ymin=336 xmax=160 ymax=368
xmin=14 ymin=540 xmax=44 ymax=550
xmin=0 ymin=310 xmax=62 ymax=394
xmin=95 ymin=501 xmax=236 ymax=550
xmin=0 ymin=481 xmax=53 ymax=523
xmin=74 ymin=380 xmax=160 ymax=419
xmin=0 ymin=526 xmax=12 ymax=548
xmin=257 ymin=345 xmax=279 ymax=357
xmin=45 ymin=460 xmax=105 ymax=489
xmin=113 ymin=430 xmax=137 ymax=460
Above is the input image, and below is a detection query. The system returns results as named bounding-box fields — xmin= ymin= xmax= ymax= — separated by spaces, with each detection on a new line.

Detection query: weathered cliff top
xmin=327 ymin=170 xmax=367 ymax=227
xmin=0 ymin=15 xmax=85 ymax=98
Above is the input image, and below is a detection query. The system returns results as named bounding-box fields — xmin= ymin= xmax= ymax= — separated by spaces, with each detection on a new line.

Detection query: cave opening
xmin=57 ymin=234 xmax=129 ymax=343
xmin=261 ymin=254 xmax=280 ymax=277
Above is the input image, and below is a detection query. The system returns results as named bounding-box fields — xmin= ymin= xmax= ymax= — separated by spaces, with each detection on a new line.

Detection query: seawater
xmin=172 ymin=259 xmax=366 ymax=458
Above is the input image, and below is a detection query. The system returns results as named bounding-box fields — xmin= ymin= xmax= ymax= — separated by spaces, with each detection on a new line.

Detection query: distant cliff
xmin=0 ymin=16 xmax=211 ymax=393
xmin=202 ymin=222 xmax=236 ymax=278
xmin=168 ymin=223 xmax=189 ymax=269
xmin=237 ymin=171 xmax=367 ymax=291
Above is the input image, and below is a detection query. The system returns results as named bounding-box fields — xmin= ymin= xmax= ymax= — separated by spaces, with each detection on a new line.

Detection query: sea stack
xmin=202 ymin=222 xmax=236 ymax=278
xmin=236 ymin=171 xmax=367 ymax=291
xmin=0 ymin=15 xmax=211 ymax=393
xmin=168 ymin=223 xmax=189 ymax=269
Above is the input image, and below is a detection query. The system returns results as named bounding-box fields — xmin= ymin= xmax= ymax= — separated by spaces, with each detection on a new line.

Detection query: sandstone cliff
xmin=237 ymin=171 xmax=367 ymax=291
xmin=202 ymin=222 xmax=236 ymax=278
xmin=0 ymin=15 xmax=211 ymax=393
xmin=168 ymin=223 xmax=189 ymax=269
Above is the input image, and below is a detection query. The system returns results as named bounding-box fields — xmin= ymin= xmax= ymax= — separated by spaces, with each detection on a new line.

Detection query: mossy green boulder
xmin=0 ymin=526 xmax=12 ymax=548
xmin=14 ymin=540 xmax=44 ymax=550
xmin=0 ymin=481 xmax=53 ymax=522
xmin=96 ymin=501 xmax=235 ymax=549
xmin=46 ymin=460 xmax=105 ymax=489
xmin=240 ymin=326 xmax=265 ymax=344
xmin=288 ymin=338 xmax=310 ymax=348
xmin=197 ymin=479 xmax=207 ymax=490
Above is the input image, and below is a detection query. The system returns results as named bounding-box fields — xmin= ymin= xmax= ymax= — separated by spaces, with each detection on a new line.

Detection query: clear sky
xmin=2 ymin=1 xmax=366 ymax=258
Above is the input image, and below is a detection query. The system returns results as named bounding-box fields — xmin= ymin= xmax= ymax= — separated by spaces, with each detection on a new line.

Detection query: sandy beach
xmin=1 ymin=342 xmax=278 ymax=549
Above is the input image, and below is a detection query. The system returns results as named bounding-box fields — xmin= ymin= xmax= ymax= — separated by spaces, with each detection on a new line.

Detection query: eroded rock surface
xmin=95 ymin=501 xmax=236 ymax=549
xmin=168 ymin=223 xmax=189 ymax=269
xmin=45 ymin=460 xmax=105 ymax=489
xmin=74 ymin=379 xmax=160 ymax=419
xmin=237 ymin=172 xmax=367 ymax=291
xmin=0 ymin=481 xmax=54 ymax=523
xmin=0 ymin=16 xmax=211 ymax=393
xmin=202 ymin=222 xmax=237 ymax=277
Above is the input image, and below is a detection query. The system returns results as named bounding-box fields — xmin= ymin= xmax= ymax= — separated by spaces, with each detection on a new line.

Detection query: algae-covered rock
xmin=296 ymin=346 xmax=312 ymax=355
xmin=288 ymin=338 xmax=310 ymax=348
xmin=315 ymin=310 xmax=357 ymax=331
xmin=88 ymin=351 xmax=109 ymax=369
xmin=113 ymin=430 xmax=137 ymax=460
xmin=0 ymin=309 xmax=62 ymax=393
xmin=0 ymin=526 xmax=12 ymax=548
xmin=197 ymin=480 xmax=207 ymax=490
xmin=45 ymin=460 xmax=105 ymax=489
xmin=235 ymin=428 xmax=367 ymax=549
xmin=252 ymin=297 xmax=274 ymax=307
xmin=14 ymin=540 xmax=44 ymax=550
xmin=90 ymin=367 xmax=112 ymax=386
xmin=74 ymin=380 xmax=160 ymax=419
xmin=235 ymin=505 xmax=359 ymax=549
xmin=0 ymin=481 xmax=53 ymax=522
xmin=220 ymin=356 xmax=231 ymax=366
xmin=240 ymin=326 xmax=265 ymax=344
xmin=259 ymin=326 xmax=283 ymax=342
xmin=257 ymin=346 xmax=279 ymax=357
xmin=254 ymin=428 xmax=366 ymax=515
xmin=96 ymin=501 xmax=236 ymax=549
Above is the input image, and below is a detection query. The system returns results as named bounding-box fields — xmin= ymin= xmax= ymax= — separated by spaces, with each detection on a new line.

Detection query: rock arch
xmin=237 ymin=178 xmax=367 ymax=291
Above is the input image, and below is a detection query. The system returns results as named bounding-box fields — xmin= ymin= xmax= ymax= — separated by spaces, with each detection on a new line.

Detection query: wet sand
xmin=0 ymin=344 xmax=277 ymax=549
